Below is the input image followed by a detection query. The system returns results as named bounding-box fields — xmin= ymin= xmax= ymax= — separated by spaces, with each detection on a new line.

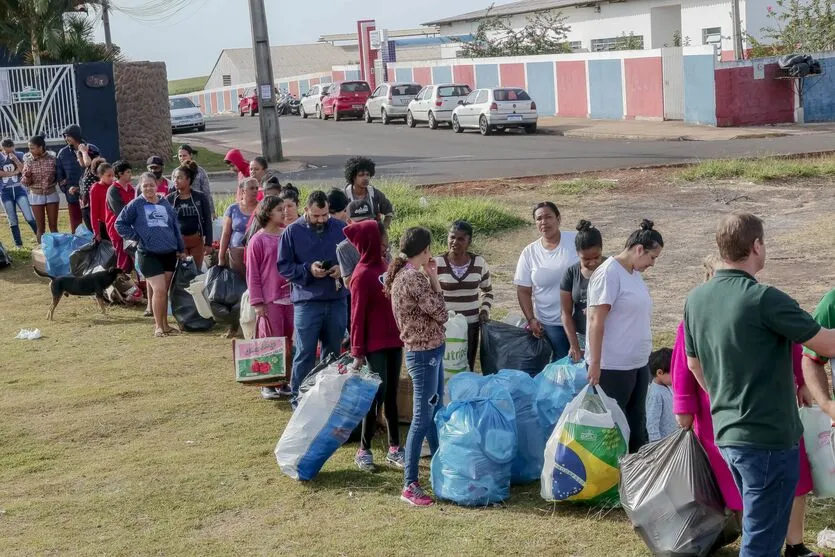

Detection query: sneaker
xmin=400 ymin=482 xmax=433 ymax=507
xmin=385 ymin=446 xmax=405 ymax=468
xmin=785 ymin=544 xmax=822 ymax=557
xmin=261 ymin=387 xmax=281 ymax=400
xmin=276 ymin=384 xmax=293 ymax=397
xmin=355 ymin=450 xmax=375 ymax=472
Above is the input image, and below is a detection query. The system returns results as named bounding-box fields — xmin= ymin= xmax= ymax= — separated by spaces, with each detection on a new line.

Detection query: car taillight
xmin=531 ymin=101 xmax=537 ymax=110
xmin=435 ymin=100 xmax=443 ymax=107
xmin=490 ymin=102 xmax=498 ymax=111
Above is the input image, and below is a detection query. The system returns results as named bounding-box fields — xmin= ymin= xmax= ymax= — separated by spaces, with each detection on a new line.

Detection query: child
xmin=646 ymin=347 xmax=676 ymax=442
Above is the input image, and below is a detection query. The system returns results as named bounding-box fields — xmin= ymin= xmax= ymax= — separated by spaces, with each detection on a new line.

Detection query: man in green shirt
xmin=684 ymin=213 xmax=835 ymax=557
xmin=801 ymin=288 xmax=835 ymax=410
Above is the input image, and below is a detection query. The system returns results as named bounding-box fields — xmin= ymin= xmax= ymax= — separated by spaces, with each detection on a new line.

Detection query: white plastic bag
xmin=239 ymin=290 xmax=257 ymax=340
xmin=444 ymin=311 xmax=469 ymax=374
xmin=800 ymin=406 xmax=835 ymax=498
xmin=185 ymin=274 xmax=213 ymax=320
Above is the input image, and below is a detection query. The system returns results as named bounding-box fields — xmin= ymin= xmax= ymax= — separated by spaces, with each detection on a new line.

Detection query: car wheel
xmin=381 ymin=108 xmax=390 ymax=125
xmin=428 ymin=112 xmax=438 ymax=130
xmin=300 ymin=105 xmax=308 ymax=119
xmin=322 ymin=106 xmax=329 ymax=120
xmin=479 ymin=116 xmax=491 ymax=136
xmin=197 ymin=125 xmax=206 ymax=132
xmin=406 ymin=111 xmax=416 ymax=128
xmin=333 ymin=107 xmax=340 ymax=121
xmin=524 ymin=123 xmax=538 ymax=134
xmin=364 ymin=108 xmax=373 ymax=123
xmin=239 ymin=108 xmax=245 ymax=117
xmin=452 ymin=115 xmax=463 ymax=134
xmin=249 ymin=107 xmax=256 ymax=117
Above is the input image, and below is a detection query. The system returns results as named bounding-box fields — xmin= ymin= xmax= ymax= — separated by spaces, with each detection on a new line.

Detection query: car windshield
xmin=493 ymin=88 xmax=531 ymax=101
xmin=392 ymin=84 xmax=421 ymax=96
xmin=322 ymin=85 xmax=331 ymax=94
xmin=341 ymin=82 xmax=371 ymax=93
xmin=169 ymin=98 xmax=195 ymax=110
xmin=437 ymin=85 xmax=471 ymax=97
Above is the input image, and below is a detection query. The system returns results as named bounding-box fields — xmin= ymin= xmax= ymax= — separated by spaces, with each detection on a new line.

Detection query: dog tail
xmin=33 ymin=267 xmax=53 ymax=279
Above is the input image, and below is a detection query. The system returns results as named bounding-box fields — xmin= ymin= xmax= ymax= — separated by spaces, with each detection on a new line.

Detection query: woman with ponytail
xmin=387 ymin=226 xmax=448 ymax=507
xmin=585 ymin=219 xmax=664 ymax=452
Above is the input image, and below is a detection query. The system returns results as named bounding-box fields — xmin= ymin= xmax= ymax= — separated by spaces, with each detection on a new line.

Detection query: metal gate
xmin=662 ymin=47 xmax=684 ymax=120
xmin=0 ymin=64 xmax=79 ymax=144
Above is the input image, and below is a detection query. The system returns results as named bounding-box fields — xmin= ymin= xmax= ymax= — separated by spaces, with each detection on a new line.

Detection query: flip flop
xmin=163 ymin=328 xmax=180 ymax=336
xmin=143 ymin=310 xmax=153 ymax=317
xmin=154 ymin=329 xmax=168 ymax=338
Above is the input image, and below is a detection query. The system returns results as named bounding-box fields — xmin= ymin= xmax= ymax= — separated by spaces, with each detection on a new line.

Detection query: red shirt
xmin=105 ymin=182 xmax=136 ymax=240
xmin=89 ymin=181 xmax=110 ymax=238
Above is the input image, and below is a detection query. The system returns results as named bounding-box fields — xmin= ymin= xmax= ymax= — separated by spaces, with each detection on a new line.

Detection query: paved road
xmin=177 ymin=114 xmax=835 ymax=193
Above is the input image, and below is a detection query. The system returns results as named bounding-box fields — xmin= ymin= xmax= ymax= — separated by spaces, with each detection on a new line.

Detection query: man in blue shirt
xmin=278 ymin=190 xmax=348 ymax=405
xmin=55 ymin=125 xmax=88 ymax=232
xmin=0 ymin=138 xmax=37 ymax=247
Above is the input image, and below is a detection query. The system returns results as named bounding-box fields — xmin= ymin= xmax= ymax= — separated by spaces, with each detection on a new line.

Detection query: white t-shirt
xmin=513 ymin=232 xmax=578 ymax=326
xmin=584 ymin=257 xmax=652 ymax=370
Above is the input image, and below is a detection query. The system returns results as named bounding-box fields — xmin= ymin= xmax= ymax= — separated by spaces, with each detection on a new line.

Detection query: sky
xmin=92 ymin=0 xmax=499 ymax=80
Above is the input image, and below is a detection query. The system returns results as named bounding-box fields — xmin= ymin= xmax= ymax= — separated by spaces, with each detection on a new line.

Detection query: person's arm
xmin=90 ymin=186 xmax=103 ymax=239
xmin=166 ymin=201 xmax=185 ymax=253
xmin=106 ymin=187 xmax=126 ymax=219
xmin=413 ymin=266 xmax=447 ymax=324
xmin=21 ymin=160 xmax=33 ymax=186
xmin=218 ymin=216 xmax=232 ymax=266
xmin=645 ymin=387 xmax=662 ymax=442
xmin=199 ymin=194 xmax=213 ymax=245
xmin=246 ymin=239 xmax=266 ymax=306
xmin=560 ymin=290 xmax=581 ymax=361
xmin=671 ymin=322 xmax=699 ymax=429
xmin=114 ymin=200 xmax=138 ymax=241
xmin=55 ymin=153 xmax=67 ymax=190
xmin=802 ymin=356 xmax=835 ymax=419
xmin=350 ymin=274 xmax=371 ymax=363
xmin=478 ymin=258 xmax=493 ymax=323
xmin=376 ymin=189 xmax=394 ymax=228
xmin=586 ymin=304 xmax=609 ymax=385
xmin=277 ymin=228 xmax=313 ymax=286
xmin=686 ymin=356 xmax=708 ymax=392
xmin=513 ymin=249 xmax=542 ymax=337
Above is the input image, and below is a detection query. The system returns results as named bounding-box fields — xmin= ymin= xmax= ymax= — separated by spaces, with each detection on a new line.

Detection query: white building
xmin=424 ymin=0 xmax=771 ymax=58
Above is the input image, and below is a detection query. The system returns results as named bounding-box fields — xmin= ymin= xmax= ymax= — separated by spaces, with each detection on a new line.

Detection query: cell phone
xmin=319 ymin=260 xmax=333 ymax=271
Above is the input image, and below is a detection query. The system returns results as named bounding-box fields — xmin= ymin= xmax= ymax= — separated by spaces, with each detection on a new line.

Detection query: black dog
xmin=34 ymin=267 xmax=126 ymax=320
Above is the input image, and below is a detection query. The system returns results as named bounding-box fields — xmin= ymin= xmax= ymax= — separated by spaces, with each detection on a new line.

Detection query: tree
xmin=611 ymin=32 xmax=644 ymax=51
xmin=457 ymin=4 xmax=573 ymax=57
xmin=747 ymin=0 xmax=835 ymax=57
xmin=44 ymin=13 xmax=122 ymax=63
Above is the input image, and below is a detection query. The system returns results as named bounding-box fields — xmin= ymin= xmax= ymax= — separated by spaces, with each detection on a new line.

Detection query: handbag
xmin=233 ymin=316 xmax=289 ymax=384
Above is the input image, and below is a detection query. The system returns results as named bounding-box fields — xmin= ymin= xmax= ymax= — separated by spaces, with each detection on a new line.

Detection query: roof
xmin=213 ymin=43 xmax=358 ymax=80
xmin=423 ymin=0 xmax=595 ymax=25
xmin=319 ymin=27 xmax=441 ymax=43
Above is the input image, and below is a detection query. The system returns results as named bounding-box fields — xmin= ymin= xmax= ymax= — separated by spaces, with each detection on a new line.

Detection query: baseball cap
xmin=347 ymin=199 xmax=373 ymax=221
xmin=146 ymin=155 xmax=164 ymax=167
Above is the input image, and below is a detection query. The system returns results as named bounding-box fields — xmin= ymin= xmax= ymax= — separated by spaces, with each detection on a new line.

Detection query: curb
xmin=537 ymin=126 xmax=791 ymax=142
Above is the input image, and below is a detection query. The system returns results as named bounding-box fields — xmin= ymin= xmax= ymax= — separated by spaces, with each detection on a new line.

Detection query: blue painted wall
xmin=803 ymin=56 xmax=835 ymax=122
xmin=525 ymin=61 xmax=556 ymax=117
xmin=431 ymin=66 xmax=453 ymax=84
xmin=278 ymin=82 xmax=289 ymax=91
xmin=588 ymin=59 xmax=623 ymax=120
xmin=345 ymin=70 xmax=361 ymax=80
xmin=395 ymin=68 xmax=413 ymax=83
xmin=683 ymin=54 xmax=717 ymax=125
xmin=299 ymin=79 xmax=310 ymax=95
xmin=475 ymin=64 xmax=500 ymax=88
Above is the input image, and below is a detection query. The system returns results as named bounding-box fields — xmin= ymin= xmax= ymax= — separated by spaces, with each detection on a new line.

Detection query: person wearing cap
xmin=343 ymin=156 xmax=394 ymax=229
xmin=146 ymin=156 xmax=170 ymax=196
xmin=56 ymin=124 xmax=89 ymax=232
xmin=78 ymin=143 xmax=104 ymax=232
xmin=0 ymin=138 xmax=37 ymax=247
xmin=175 ymin=144 xmax=214 ymax=217
xmin=336 ymin=199 xmax=376 ymax=287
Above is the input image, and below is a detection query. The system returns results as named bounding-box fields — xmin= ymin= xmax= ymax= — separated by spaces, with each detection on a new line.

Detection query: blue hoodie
xmin=115 ymin=196 xmax=185 ymax=254
xmin=278 ymin=215 xmax=349 ymax=303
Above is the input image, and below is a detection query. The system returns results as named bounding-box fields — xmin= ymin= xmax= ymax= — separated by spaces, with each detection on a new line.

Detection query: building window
xmin=591 ymin=35 xmax=644 ymax=51
xmin=569 ymin=41 xmax=582 ymax=51
xmin=702 ymin=27 xmax=722 ymax=45
xmin=222 ymin=75 xmax=232 ymax=87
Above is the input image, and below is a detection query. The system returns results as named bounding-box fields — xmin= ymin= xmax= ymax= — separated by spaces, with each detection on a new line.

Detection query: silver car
xmin=169 ymin=97 xmax=205 ymax=132
xmin=299 ymin=83 xmax=330 ymax=119
xmin=364 ymin=82 xmax=421 ymax=124
xmin=406 ymin=83 xmax=472 ymax=129
xmin=451 ymin=87 xmax=538 ymax=136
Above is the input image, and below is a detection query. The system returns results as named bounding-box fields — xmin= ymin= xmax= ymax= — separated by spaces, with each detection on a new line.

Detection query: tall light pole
xmin=101 ymin=0 xmax=113 ymax=48
xmin=247 ymin=0 xmax=282 ymax=161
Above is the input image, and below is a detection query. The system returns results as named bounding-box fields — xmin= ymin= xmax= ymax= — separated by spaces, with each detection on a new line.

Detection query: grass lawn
xmin=168 ymin=76 xmax=209 ymax=96
xmin=165 ymin=141 xmax=230 ymax=174
xmin=1 ymin=167 xmax=834 ymax=555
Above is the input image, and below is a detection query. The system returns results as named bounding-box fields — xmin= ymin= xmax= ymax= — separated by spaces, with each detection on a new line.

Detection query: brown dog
xmin=34 ymin=267 xmax=126 ymax=320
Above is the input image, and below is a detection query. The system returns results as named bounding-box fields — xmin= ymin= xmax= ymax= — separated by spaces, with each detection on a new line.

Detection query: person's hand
xmin=424 ymin=258 xmax=438 ymax=278
xmin=253 ymin=304 xmax=266 ymax=317
xmin=527 ymin=318 xmax=543 ymax=338
xmin=68 ymin=186 xmax=79 ymax=195
xmin=797 ymin=385 xmax=815 ymax=408
xmin=203 ymin=245 xmax=212 ymax=256
xmin=587 ymin=362 xmax=601 ymax=386
xmin=310 ymin=262 xmax=328 ymax=279
xmin=676 ymin=414 xmax=695 ymax=430
xmin=568 ymin=345 xmax=582 ymax=363
xmin=218 ymin=255 xmax=226 ymax=267
xmin=352 ymin=356 xmax=365 ymax=370
xmin=821 ymin=400 xmax=835 ymax=421
xmin=78 ymin=143 xmax=89 ymax=154
xmin=327 ymin=265 xmax=341 ymax=280
xmin=479 ymin=310 xmax=490 ymax=324
xmin=176 ymin=252 xmax=187 ymax=261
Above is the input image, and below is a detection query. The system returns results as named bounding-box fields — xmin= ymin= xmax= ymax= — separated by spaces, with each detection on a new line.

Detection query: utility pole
xmin=247 ymin=0 xmax=283 ymax=161
xmin=101 ymin=0 xmax=113 ymax=48
xmin=731 ymin=0 xmax=744 ymax=60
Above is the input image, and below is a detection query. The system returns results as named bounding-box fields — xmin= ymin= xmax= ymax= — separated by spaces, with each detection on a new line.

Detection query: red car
xmin=320 ymin=81 xmax=372 ymax=121
xmin=239 ymin=87 xmax=259 ymax=117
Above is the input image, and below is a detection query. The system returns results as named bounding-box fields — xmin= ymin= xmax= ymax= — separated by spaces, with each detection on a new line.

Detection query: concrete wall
xmin=205 ymin=52 xmax=240 ymax=90
xmin=803 ymin=57 xmax=835 ymax=122
xmin=114 ymin=62 xmax=171 ymax=165
xmin=714 ymin=60 xmax=793 ymax=126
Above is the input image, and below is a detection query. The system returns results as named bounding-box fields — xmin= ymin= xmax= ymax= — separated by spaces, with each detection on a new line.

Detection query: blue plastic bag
xmin=41 ymin=225 xmax=93 ymax=277
xmin=431 ymin=384 xmax=517 ymax=506
xmin=534 ymin=357 xmax=587 ymax=441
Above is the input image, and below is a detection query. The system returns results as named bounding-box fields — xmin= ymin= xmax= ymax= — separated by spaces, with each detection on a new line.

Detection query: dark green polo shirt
xmin=684 ymin=269 xmax=821 ymax=449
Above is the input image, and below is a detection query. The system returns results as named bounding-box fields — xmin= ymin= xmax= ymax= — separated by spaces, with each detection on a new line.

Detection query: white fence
xmin=0 ymin=64 xmax=79 ymax=144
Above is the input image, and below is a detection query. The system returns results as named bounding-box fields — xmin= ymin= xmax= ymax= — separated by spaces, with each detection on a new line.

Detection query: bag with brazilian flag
xmin=540 ymin=385 xmax=630 ymax=506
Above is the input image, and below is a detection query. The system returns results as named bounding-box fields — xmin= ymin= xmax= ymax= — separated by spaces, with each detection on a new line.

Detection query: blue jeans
xmin=542 ymin=324 xmax=570 ymax=362
xmin=1 ymin=185 xmax=37 ymax=246
xmin=404 ymin=343 xmax=445 ymax=487
xmin=289 ymin=298 xmax=348 ymax=406
xmin=720 ymin=445 xmax=800 ymax=557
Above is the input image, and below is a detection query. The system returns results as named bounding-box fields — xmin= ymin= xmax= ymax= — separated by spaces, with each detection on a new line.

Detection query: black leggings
xmin=597 ymin=365 xmax=650 ymax=453
xmin=361 ymin=347 xmax=403 ymax=451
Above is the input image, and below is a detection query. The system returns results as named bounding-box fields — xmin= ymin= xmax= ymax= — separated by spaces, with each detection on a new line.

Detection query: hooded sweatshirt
xmin=225 ymin=149 xmax=250 ymax=202
xmin=55 ymin=125 xmax=85 ymax=203
xmin=115 ymin=196 xmax=185 ymax=254
xmin=345 ymin=220 xmax=403 ymax=357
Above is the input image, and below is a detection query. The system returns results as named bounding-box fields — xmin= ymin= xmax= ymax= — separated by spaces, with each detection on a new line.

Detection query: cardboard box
xmin=32 ymin=248 xmax=47 ymax=276
xmin=396 ymin=373 xmax=413 ymax=424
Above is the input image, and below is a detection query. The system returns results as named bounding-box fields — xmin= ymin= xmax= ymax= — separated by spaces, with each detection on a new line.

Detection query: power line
xmin=108 ymin=0 xmax=207 ymax=24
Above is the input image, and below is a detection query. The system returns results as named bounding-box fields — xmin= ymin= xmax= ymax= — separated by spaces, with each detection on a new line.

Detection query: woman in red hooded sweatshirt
xmin=346 ymin=219 xmax=405 ymax=472
xmin=104 ymin=161 xmax=136 ymax=272
xmin=224 ymin=149 xmax=250 ymax=202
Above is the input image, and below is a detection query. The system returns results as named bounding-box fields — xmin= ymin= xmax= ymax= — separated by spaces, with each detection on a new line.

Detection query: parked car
xmin=406 ymin=83 xmax=472 ymax=129
xmin=169 ymin=97 xmax=206 ymax=132
xmin=451 ymin=87 xmax=538 ymax=136
xmin=364 ymin=82 xmax=422 ymax=124
xmin=300 ymin=83 xmax=330 ymax=119
xmin=320 ymin=81 xmax=372 ymax=121
xmin=238 ymin=87 xmax=258 ymax=117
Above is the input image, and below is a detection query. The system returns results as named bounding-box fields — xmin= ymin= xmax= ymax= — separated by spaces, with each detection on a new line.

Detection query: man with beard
xmin=278 ymin=190 xmax=348 ymax=406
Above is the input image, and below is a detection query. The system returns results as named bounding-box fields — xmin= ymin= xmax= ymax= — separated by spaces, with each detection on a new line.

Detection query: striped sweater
xmin=434 ymin=253 xmax=494 ymax=324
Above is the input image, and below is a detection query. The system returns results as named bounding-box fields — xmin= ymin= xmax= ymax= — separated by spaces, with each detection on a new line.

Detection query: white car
xmin=169 ymin=97 xmax=205 ymax=132
xmin=451 ymin=87 xmax=538 ymax=136
xmin=299 ymin=83 xmax=331 ymax=119
xmin=406 ymin=83 xmax=472 ymax=129
xmin=364 ymin=82 xmax=422 ymax=124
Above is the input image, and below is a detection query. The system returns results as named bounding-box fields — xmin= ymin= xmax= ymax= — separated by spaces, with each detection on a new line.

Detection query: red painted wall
xmin=453 ymin=64 xmax=475 ymax=89
xmin=624 ymin=57 xmax=663 ymax=119
xmin=413 ymin=67 xmax=432 ymax=85
xmin=387 ymin=67 xmax=394 ymax=82
xmin=210 ymin=93 xmax=218 ymax=114
xmin=332 ymin=70 xmax=345 ymax=82
xmin=289 ymin=81 xmax=300 ymax=98
xmin=500 ymin=63 xmax=526 ymax=88
xmin=556 ymin=61 xmax=587 ymax=117
xmin=310 ymin=77 xmax=319 ymax=86
xmin=714 ymin=63 xmax=793 ymax=126
xmin=223 ymin=89 xmax=232 ymax=112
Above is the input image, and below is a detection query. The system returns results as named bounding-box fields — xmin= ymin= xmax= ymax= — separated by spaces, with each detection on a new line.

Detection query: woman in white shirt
xmin=585 ymin=219 xmax=664 ymax=451
xmin=514 ymin=202 xmax=578 ymax=362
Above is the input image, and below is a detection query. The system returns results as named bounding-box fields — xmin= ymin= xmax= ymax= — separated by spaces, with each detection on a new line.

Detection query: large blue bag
xmin=42 ymin=225 xmax=93 ymax=277
xmin=534 ymin=357 xmax=588 ymax=442
xmin=275 ymin=359 xmax=381 ymax=481
xmin=431 ymin=384 xmax=517 ymax=506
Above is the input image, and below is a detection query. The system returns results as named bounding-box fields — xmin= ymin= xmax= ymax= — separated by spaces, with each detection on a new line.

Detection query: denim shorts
xmin=29 ymin=191 xmax=60 ymax=205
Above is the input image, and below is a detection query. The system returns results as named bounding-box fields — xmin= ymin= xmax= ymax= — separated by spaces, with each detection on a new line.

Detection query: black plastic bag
xmin=0 ymin=241 xmax=10 ymax=269
xmin=70 ymin=239 xmax=116 ymax=276
xmin=619 ymin=429 xmax=730 ymax=557
xmin=479 ymin=320 xmax=552 ymax=376
xmin=169 ymin=259 xmax=214 ymax=332
xmin=205 ymin=265 xmax=246 ymax=324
